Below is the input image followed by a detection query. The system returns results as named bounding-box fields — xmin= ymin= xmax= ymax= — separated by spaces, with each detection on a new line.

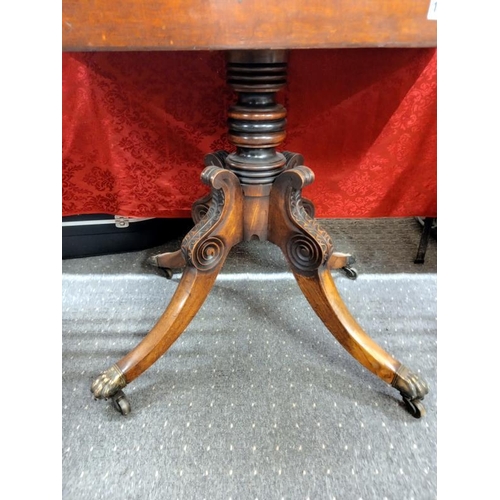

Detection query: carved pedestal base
xmin=92 ymin=162 xmax=428 ymax=418
xmin=91 ymin=49 xmax=428 ymax=418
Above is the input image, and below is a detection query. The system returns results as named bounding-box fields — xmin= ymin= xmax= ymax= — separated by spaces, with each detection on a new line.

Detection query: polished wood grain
xmin=122 ymin=167 xmax=244 ymax=382
xmin=90 ymin=49 xmax=430 ymax=417
xmin=91 ymin=166 xmax=244 ymax=392
xmin=118 ymin=266 xmax=219 ymax=381
xmin=295 ymin=267 xmax=400 ymax=383
xmin=267 ymin=165 xmax=429 ymax=416
xmin=62 ymin=0 xmax=436 ymax=51
xmin=268 ymin=166 xmax=400 ymax=382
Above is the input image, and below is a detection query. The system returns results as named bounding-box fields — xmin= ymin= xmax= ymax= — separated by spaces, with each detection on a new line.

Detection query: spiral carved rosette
xmin=183 ymin=188 xmax=225 ymax=271
xmin=285 ymin=207 xmax=333 ymax=274
xmin=287 ymin=233 xmax=324 ymax=273
xmin=191 ymin=236 xmax=225 ymax=271
xmin=286 ymin=189 xmax=333 ymax=274
xmin=269 ymin=166 xmax=333 ymax=275
xmin=182 ymin=166 xmax=242 ymax=272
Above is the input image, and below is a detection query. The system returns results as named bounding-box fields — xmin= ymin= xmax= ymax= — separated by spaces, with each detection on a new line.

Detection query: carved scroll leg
xmin=91 ymin=166 xmax=244 ymax=414
xmin=148 ymin=150 xmax=231 ymax=275
xmin=283 ymin=150 xmax=357 ymax=279
xmin=191 ymin=192 xmax=213 ymax=224
xmin=283 ymin=151 xmax=315 ymax=218
xmin=294 ymin=268 xmax=428 ymax=417
xmin=269 ymin=166 xmax=428 ymax=418
xmin=191 ymin=151 xmax=230 ymax=224
xmin=91 ymin=266 xmax=222 ymax=414
xmin=149 ymin=191 xmax=215 ymax=277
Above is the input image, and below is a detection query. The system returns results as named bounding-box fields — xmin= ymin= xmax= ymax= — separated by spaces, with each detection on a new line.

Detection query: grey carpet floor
xmin=62 ymin=218 xmax=437 ymax=500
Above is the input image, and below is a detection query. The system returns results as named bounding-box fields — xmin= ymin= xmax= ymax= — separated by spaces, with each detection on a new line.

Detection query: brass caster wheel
xmin=112 ymin=390 xmax=131 ymax=415
xmin=162 ymin=268 xmax=173 ymax=279
xmin=342 ymin=266 xmax=358 ymax=280
xmin=403 ymin=397 xmax=426 ymax=419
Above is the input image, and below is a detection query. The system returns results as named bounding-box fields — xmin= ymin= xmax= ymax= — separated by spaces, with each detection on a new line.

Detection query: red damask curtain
xmin=62 ymin=48 xmax=436 ymax=219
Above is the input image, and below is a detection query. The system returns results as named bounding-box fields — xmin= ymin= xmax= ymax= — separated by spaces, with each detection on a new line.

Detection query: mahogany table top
xmin=62 ymin=0 xmax=436 ymax=51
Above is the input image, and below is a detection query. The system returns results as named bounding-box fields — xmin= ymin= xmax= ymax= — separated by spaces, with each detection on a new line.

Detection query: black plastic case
xmin=62 ymin=214 xmax=193 ymax=259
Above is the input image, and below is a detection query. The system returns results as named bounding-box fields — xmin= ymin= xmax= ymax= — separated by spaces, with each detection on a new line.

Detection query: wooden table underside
xmin=62 ymin=0 xmax=436 ymax=51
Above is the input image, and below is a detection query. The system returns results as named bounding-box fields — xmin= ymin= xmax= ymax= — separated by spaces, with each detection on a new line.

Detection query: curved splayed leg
xmin=91 ymin=166 xmax=244 ymax=413
xmin=149 ymin=150 xmax=230 ymax=276
xmin=268 ymin=166 xmax=428 ymax=417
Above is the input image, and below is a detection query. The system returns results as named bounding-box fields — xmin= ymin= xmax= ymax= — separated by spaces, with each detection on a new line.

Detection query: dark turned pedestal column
xmin=225 ymin=50 xmax=287 ymax=241
xmin=91 ymin=50 xmax=429 ymax=419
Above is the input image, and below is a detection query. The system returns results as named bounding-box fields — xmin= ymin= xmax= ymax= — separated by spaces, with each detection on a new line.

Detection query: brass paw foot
xmin=392 ymin=365 xmax=429 ymax=418
xmin=91 ymin=364 xmax=127 ymax=400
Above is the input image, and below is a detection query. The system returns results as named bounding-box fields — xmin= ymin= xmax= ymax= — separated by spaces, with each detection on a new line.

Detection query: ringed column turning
xmin=225 ymin=50 xmax=288 ymax=241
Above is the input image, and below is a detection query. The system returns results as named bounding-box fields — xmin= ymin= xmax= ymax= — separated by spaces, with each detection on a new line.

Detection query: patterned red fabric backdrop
xmin=62 ymin=48 xmax=436 ymax=219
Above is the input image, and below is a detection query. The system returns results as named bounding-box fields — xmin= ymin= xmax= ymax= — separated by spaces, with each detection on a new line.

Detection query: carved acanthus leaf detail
xmin=286 ymin=188 xmax=333 ymax=273
xmin=182 ymin=170 xmax=227 ymax=271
